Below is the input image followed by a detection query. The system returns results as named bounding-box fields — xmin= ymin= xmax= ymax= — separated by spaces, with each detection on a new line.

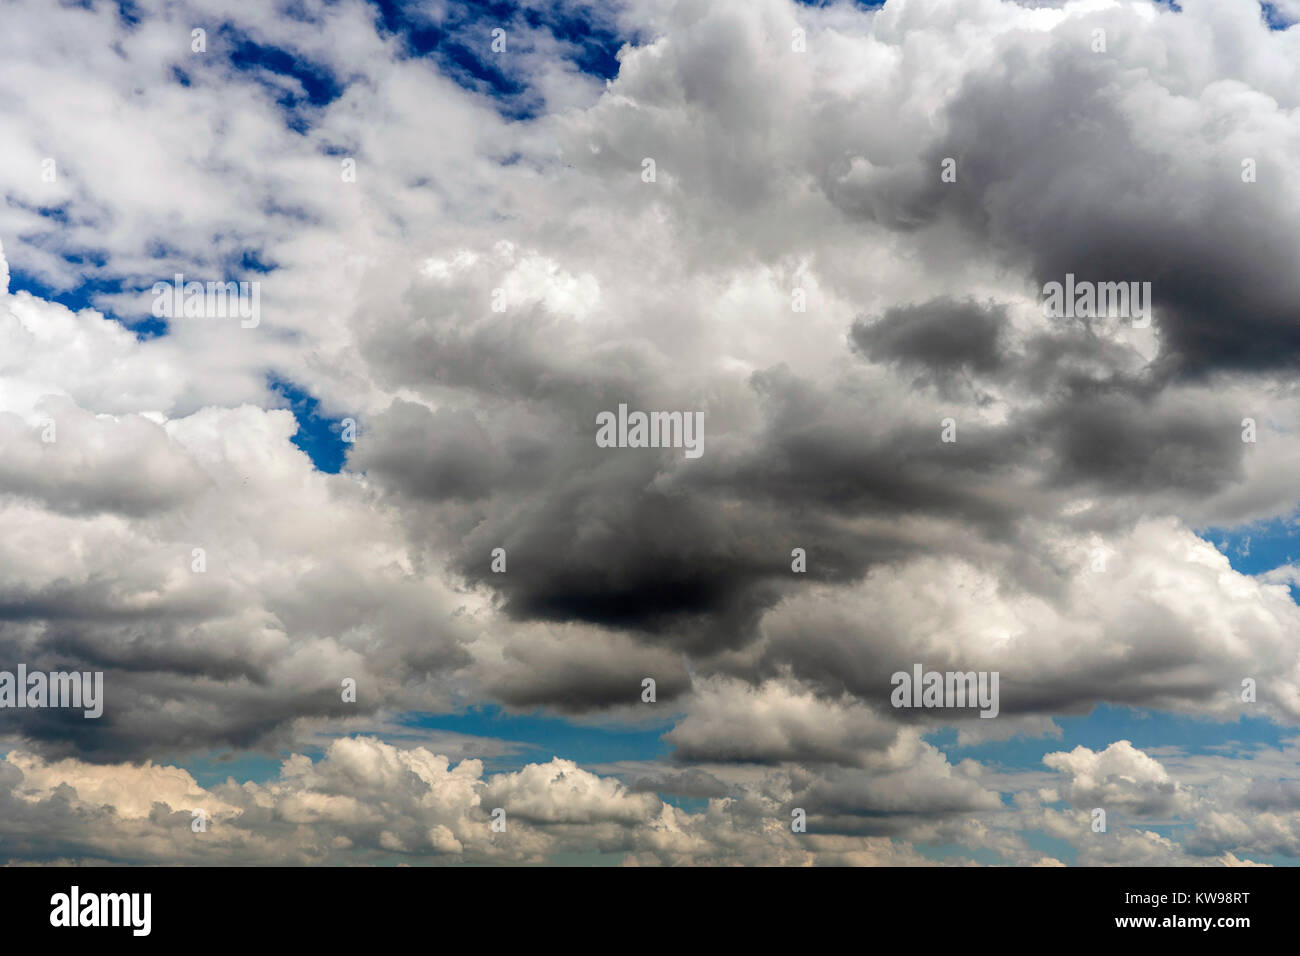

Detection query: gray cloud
xmin=1 ymin=0 xmax=1299 ymax=866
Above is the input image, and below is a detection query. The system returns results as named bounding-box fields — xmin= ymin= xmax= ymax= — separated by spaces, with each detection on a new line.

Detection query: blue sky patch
xmin=5 ymin=265 xmax=167 ymax=339
xmin=1204 ymin=516 xmax=1300 ymax=602
xmin=401 ymin=705 xmax=677 ymax=772
xmin=1262 ymin=2 xmax=1294 ymax=29
xmin=267 ymin=375 xmax=350 ymax=473
xmin=216 ymin=25 xmax=345 ymax=132
xmin=369 ymin=0 xmax=628 ymax=120
xmin=928 ymin=704 xmax=1287 ymax=771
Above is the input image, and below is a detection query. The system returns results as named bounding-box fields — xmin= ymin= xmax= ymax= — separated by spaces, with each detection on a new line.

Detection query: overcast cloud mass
xmin=1 ymin=0 xmax=1300 ymax=866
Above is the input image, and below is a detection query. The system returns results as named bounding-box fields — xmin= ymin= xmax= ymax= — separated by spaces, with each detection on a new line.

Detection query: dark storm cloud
xmin=788 ymin=762 xmax=1003 ymax=821
xmin=338 ymin=248 xmax=1260 ymax=729
xmin=484 ymin=631 xmax=692 ymax=712
xmin=628 ymin=767 xmax=731 ymax=798
xmin=849 ymin=297 xmax=1008 ymax=376
xmin=4 ymin=0 xmax=1285 ymax=776
xmin=0 ymin=664 xmax=358 ymax=761
xmin=847 ymin=298 xmax=1249 ymax=504
xmin=0 ymin=554 xmax=473 ymax=761
xmin=362 ymin=359 xmax=1025 ymax=659
xmin=3 ymin=0 xmax=1300 ymax=869
xmin=1030 ymin=390 xmax=1245 ymax=495
xmin=826 ymin=40 xmax=1300 ymax=379
xmin=0 ymin=623 xmax=384 ymax=761
xmin=360 ymin=311 xmax=1245 ymax=686
xmin=720 ymin=364 xmax=1027 ymax=527
xmin=351 ymin=399 xmax=523 ymax=502
xmin=457 ymin=454 xmax=792 ymax=652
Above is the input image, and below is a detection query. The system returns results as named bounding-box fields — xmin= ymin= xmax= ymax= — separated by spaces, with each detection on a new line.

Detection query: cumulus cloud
xmin=1043 ymin=740 xmax=1186 ymax=816
xmin=1 ymin=0 xmax=1299 ymax=865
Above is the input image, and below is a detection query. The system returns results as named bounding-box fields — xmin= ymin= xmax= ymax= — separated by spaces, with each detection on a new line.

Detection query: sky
xmin=0 ymin=0 xmax=1299 ymax=866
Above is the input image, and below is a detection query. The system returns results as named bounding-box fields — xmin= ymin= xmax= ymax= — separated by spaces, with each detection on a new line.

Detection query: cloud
xmin=1043 ymin=740 xmax=1186 ymax=816
xmin=1 ymin=0 xmax=1299 ymax=865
